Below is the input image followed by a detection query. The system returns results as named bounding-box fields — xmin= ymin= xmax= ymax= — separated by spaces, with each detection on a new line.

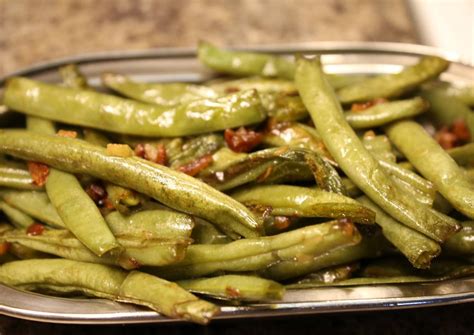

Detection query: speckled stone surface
xmin=0 ymin=0 xmax=418 ymax=76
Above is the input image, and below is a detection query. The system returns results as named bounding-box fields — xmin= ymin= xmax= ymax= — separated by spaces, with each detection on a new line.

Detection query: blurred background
xmin=0 ymin=0 xmax=422 ymax=76
xmin=2 ymin=0 xmax=472 ymax=76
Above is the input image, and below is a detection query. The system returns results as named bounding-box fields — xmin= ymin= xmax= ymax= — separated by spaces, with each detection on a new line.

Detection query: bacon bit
xmin=225 ymin=286 xmax=241 ymax=298
xmin=27 ymin=161 xmax=50 ymax=186
xmin=351 ymin=98 xmax=387 ymax=112
xmin=57 ymin=130 xmax=78 ymax=138
xmin=85 ymin=184 xmax=107 ymax=203
xmin=106 ymin=143 xmax=134 ymax=157
xmin=224 ymin=87 xmax=240 ymax=94
xmin=363 ymin=130 xmax=377 ymax=139
xmin=435 ymin=119 xmax=471 ymax=150
xmin=0 ymin=242 xmax=10 ymax=256
xmin=102 ymin=198 xmax=115 ymax=210
xmin=135 ymin=143 xmax=167 ymax=165
xmin=451 ymin=119 xmax=471 ymax=142
xmin=178 ymin=154 xmax=213 ymax=177
xmin=26 ymin=223 xmax=45 ymax=236
xmin=273 ymin=216 xmax=292 ymax=230
xmin=225 ymin=127 xmax=263 ymax=153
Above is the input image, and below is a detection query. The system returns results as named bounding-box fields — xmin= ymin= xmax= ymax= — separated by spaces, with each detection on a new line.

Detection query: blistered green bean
xmin=4 ymin=77 xmax=266 ymax=137
xmin=386 ymin=120 xmax=474 ymax=219
xmin=232 ymin=185 xmax=375 ymax=224
xmin=345 ymin=97 xmax=428 ymax=129
xmin=295 ymin=57 xmax=459 ymax=242
xmin=337 ymin=56 xmax=449 ymax=103
xmin=0 ymin=130 xmax=261 ymax=239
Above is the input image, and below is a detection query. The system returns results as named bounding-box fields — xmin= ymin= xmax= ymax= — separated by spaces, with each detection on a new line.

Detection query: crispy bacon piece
xmin=135 ymin=143 xmax=167 ymax=165
xmin=225 ymin=127 xmax=263 ymax=153
xmin=225 ymin=286 xmax=241 ymax=298
xmin=57 ymin=130 xmax=78 ymax=138
xmin=435 ymin=119 xmax=471 ymax=150
xmin=351 ymin=98 xmax=388 ymax=112
xmin=178 ymin=154 xmax=213 ymax=177
xmin=0 ymin=242 xmax=10 ymax=256
xmin=26 ymin=223 xmax=45 ymax=236
xmin=273 ymin=216 xmax=292 ymax=230
xmin=27 ymin=161 xmax=50 ymax=186
xmin=85 ymin=183 xmax=107 ymax=203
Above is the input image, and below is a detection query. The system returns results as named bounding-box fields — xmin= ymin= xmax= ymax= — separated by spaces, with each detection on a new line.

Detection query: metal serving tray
xmin=0 ymin=42 xmax=473 ymax=324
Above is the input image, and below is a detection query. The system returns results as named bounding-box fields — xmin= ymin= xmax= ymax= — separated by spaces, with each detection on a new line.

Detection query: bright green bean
xmin=0 ymin=200 xmax=35 ymax=228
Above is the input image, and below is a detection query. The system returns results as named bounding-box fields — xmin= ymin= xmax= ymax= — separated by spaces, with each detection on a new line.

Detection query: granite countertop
xmin=1 ymin=0 xmax=418 ymax=76
xmin=0 ymin=0 xmax=473 ymax=334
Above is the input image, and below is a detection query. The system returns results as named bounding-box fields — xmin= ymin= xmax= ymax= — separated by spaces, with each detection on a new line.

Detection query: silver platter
xmin=0 ymin=42 xmax=473 ymax=324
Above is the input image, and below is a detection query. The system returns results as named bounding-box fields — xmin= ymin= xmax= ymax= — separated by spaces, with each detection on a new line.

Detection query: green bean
xmin=4 ymin=78 xmax=266 ymax=137
xmin=102 ymin=73 xmax=218 ymax=105
xmin=59 ymin=64 xmax=89 ymax=89
xmin=26 ymin=91 xmax=121 ymax=256
xmin=105 ymin=209 xmax=194 ymax=242
xmin=200 ymin=146 xmax=344 ymax=193
xmin=232 ymin=185 xmax=375 ymax=224
xmin=260 ymin=230 xmax=389 ymax=281
xmin=198 ymin=42 xmax=366 ymax=90
xmin=198 ymin=41 xmax=295 ymax=80
xmin=0 ymin=258 xmax=218 ymax=324
xmin=46 ymin=169 xmax=121 ymax=256
xmin=209 ymin=76 xmax=297 ymax=94
xmin=337 ymin=56 xmax=449 ymax=103
xmin=0 ymin=130 xmax=261 ymax=239
xmin=178 ymin=275 xmax=285 ymax=301
xmin=153 ymin=219 xmax=360 ymax=280
xmin=191 ymin=218 xmax=232 ymax=245
xmin=447 ymin=143 xmax=474 ymax=168
xmin=445 ymin=84 xmax=474 ymax=106
xmin=0 ymin=169 xmax=40 ymax=190
xmin=444 ymin=221 xmax=474 ymax=256
xmin=118 ymin=271 xmax=219 ymax=325
xmin=168 ymin=134 xmax=224 ymax=169
xmin=83 ymin=129 xmax=110 ymax=147
xmin=295 ymin=57 xmax=459 ymax=242
xmin=362 ymin=134 xmax=397 ymax=164
xmin=0 ymin=228 xmax=189 ymax=268
xmin=386 ymin=120 xmax=474 ymax=219
xmin=105 ymin=183 xmax=142 ymax=214
xmin=0 ymin=190 xmax=64 ymax=228
xmin=345 ymin=97 xmax=428 ymax=129
xmin=286 ymin=263 xmax=359 ymax=288
xmin=0 ymin=259 xmax=127 ymax=299
xmin=262 ymin=122 xmax=333 ymax=162
xmin=358 ymin=196 xmax=440 ymax=268
xmin=7 ymin=242 xmax=50 ymax=260
xmin=421 ymin=88 xmax=474 ymax=137
xmin=0 ymin=200 xmax=35 ymax=228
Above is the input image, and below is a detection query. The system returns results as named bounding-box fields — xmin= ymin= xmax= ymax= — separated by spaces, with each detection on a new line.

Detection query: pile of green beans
xmin=0 ymin=42 xmax=473 ymax=324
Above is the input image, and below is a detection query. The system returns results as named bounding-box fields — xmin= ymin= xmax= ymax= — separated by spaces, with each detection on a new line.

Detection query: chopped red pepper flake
xmin=451 ymin=119 xmax=471 ymax=142
xmin=26 ymin=223 xmax=45 ymax=236
xmin=351 ymin=98 xmax=387 ymax=112
xmin=27 ymin=161 xmax=50 ymax=186
xmin=178 ymin=154 xmax=213 ymax=177
xmin=225 ymin=127 xmax=263 ymax=153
